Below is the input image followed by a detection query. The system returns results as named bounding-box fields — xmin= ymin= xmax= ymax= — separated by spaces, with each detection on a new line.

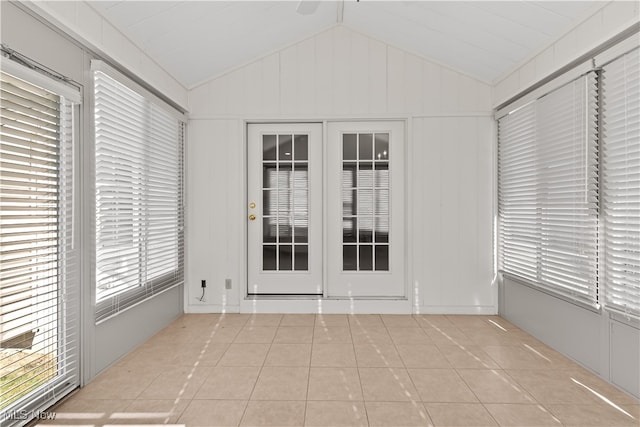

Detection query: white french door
xmin=327 ymin=121 xmax=405 ymax=297
xmin=247 ymin=121 xmax=405 ymax=298
xmin=247 ymin=123 xmax=323 ymax=294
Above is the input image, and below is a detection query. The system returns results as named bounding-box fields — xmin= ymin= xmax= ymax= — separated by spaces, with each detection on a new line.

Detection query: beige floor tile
xmin=381 ymin=314 xmax=420 ymax=328
xmin=264 ymin=343 xmax=311 ymax=367
xmin=305 ymin=401 xmax=368 ymax=426
xmin=172 ymin=313 xmax=222 ymax=327
xmin=311 ymin=343 xmax=357 ymax=367
xmin=387 ymin=327 xmax=433 ymax=345
xmin=437 ymin=345 xmax=500 ymax=369
xmin=215 ymin=314 xmax=250 ymax=328
xmin=307 ymin=367 xmax=363 ymax=401
xmin=396 ymin=344 xmax=452 ymax=369
xmin=178 ymin=399 xmax=247 ymax=426
xmin=482 ymin=345 xmax=571 ymax=370
xmin=47 ymin=398 xmax=131 ymax=425
xmin=313 ymin=325 xmax=352 ymax=343
xmin=218 ymin=343 xmax=270 ymax=366
xmin=621 ymin=404 xmax=640 ymax=418
xmin=365 ymin=401 xmax=432 ymax=426
xmin=69 ymin=314 xmax=638 ymax=427
xmin=240 ymin=400 xmax=305 ymax=426
xmin=408 ymin=369 xmax=478 ymax=403
xmin=546 ymin=403 xmax=640 ymax=426
xmin=354 ymin=343 xmax=405 ymax=368
xmin=77 ymin=366 xmax=160 ymax=400
xmin=115 ymin=345 xmax=177 ymax=368
xmin=349 ymin=314 xmax=384 ymax=327
xmin=194 ymin=366 xmax=260 ymax=400
xmin=206 ymin=325 xmax=243 ymax=343
xmin=359 ymin=367 xmax=420 ymax=402
xmin=446 ymin=315 xmax=501 ymax=331
xmin=234 ymin=326 xmax=277 ymax=343
xmin=569 ymin=368 xmax=640 ymax=405
xmin=280 ymin=314 xmax=316 ymax=326
xmin=316 ymin=314 xmax=350 ymax=327
xmin=424 ymin=327 xmax=476 ymax=347
xmin=119 ymin=399 xmax=190 ymax=424
xmin=485 ymin=316 xmax=519 ymax=330
xmin=138 ymin=366 xmax=211 ymax=400
xmin=484 ymin=404 xmax=563 ymax=426
xmin=170 ymin=342 xmax=230 ymax=367
xmin=506 ymin=369 xmax=601 ymax=404
xmin=457 ymin=369 xmax=535 ymax=404
xmin=414 ymin=315 xmax=456 ymax=330
xmin=425 ymin=403 xmax=498 ymax=426
xmin=246 ymin=314 xmax=283 ymax=326
xmin=274 ymin=326 xmax=313 ymax=343
xmin=468 ymin=329 xmax=524 ymax=346
xmin=250 ymin=367 xmax=309 ymax=400
xmin=351 ymin=327 xmax=395 ymax=345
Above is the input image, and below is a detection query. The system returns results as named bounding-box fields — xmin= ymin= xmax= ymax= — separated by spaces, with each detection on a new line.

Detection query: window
xmin=602 ymin=47 xmax=640 ymax=319
xmin=498 ymin=73 xmax=599 ymax=307
xmin=0 ymin=64 xmax=79 ymax=423
xmin=93 ymin=62 xmax=184 ymax=322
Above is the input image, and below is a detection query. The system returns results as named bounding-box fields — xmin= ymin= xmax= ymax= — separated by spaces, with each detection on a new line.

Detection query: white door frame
xmin=242 ymin=119 xmax=411 ymax=313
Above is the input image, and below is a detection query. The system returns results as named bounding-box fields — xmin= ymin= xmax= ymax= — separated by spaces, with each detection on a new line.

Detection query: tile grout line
xmin=237 ymin=314 xmax=281 ymax=427
xmin=348 ymin=314 xmax=372 ymax=426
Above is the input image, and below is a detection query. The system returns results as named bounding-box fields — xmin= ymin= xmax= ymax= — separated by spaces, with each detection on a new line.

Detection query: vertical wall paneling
xmin=422 ymin=60 xmax=442 ymax=114
xmin=404 ymin=54 xmax=424 ymax=115
xmin=186 ymin=25 xmax=494 ymax=314
xmin=332 ymin=26 xmax=351 ymax=115
xmin=369 ymin=38 xmax=388 ymax=114
xmin=386 ymin=46 xmax=405 ymax=114
xmin=314 ymin=30 xmax=333 ymax=114
xmin=349 ymin=31 xmax=370 ymax=115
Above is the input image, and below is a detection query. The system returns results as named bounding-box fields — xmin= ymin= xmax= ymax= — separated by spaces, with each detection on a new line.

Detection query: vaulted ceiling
xmin=91 ymin=1 xmax=606 ymax=89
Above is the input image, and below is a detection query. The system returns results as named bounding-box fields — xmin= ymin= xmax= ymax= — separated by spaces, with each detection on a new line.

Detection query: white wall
xmin=19 ymin=0 xmax=188 ymax=109
xmin=493 ymin=0 xmax=639 ymax=107
xmin=186 ymin=25 xmax=495 ymax=314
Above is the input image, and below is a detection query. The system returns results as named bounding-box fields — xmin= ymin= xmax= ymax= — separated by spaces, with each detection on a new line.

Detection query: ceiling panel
xmin=90 ymin=1 xmax=606 ymax=88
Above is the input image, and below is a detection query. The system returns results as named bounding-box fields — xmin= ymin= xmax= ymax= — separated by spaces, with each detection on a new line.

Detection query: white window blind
xmin=94 ymin=67 xmax=184 ymax=322
xmin=1 ymin=68 xmax=79 ymax=424
xmin=602 ymin=47 xmax=640 ymax=319
xmin=498 ymin=73 xmax=599 ymax=307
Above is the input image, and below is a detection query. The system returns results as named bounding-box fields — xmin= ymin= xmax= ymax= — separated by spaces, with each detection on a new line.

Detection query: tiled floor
xmin=43 ymin=314 xmax=639 ymax=426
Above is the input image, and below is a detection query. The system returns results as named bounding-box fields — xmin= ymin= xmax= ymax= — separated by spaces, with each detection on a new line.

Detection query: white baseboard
xmin=185 ymin=300 xmax=497 ymax=315
xmin=416 ymin=305 xmax=498 ymax=315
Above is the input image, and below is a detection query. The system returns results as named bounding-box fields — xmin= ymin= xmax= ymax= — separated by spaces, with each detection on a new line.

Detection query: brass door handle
xmin=249 ymin=214 xmax=256 ymax=221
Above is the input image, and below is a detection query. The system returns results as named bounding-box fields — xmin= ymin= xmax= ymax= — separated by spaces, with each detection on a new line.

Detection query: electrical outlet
xmin=225 ymin=278 xmax=232 ymax=290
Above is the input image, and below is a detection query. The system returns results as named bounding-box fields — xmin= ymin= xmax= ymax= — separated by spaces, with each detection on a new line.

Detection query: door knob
xmin=249 ymin=202 xmax=256 ymax=209
xmin=249 ymin=214 xmax=256 ymax=221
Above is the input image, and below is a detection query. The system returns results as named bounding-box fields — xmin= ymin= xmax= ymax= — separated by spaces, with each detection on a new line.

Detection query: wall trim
xmin=417 ymin=305 xmax=498 ymax=315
